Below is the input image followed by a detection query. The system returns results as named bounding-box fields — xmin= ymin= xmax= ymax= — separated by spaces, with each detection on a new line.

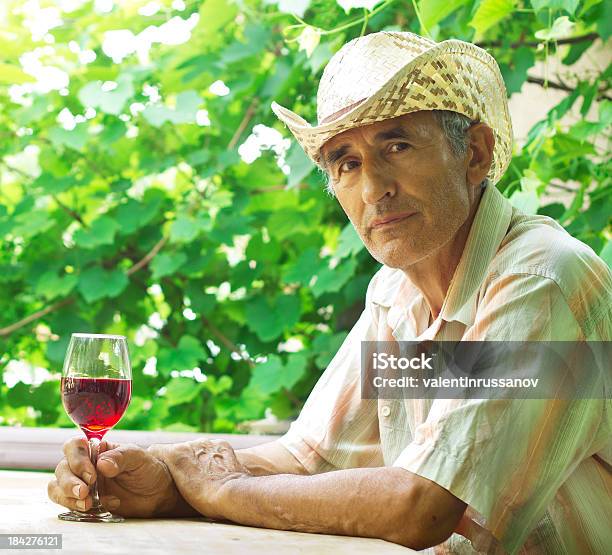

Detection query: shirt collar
xmin=439 ymin=183 xmax=512 ymax=326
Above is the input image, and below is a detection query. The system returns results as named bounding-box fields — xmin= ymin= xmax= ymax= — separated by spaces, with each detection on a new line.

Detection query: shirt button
xmin=381 ymin=405 xmax=391 ymax=417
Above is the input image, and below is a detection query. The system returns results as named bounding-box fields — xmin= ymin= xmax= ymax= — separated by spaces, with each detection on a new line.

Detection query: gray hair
xmin=319 ymin=110 xmax=490 ymax=196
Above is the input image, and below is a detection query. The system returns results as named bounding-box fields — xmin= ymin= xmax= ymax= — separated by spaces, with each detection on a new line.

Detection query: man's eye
xmin=389 ymin=142 xmax=410 ymax=153
xmin=339 ymin=160 xmax=360 ymax=174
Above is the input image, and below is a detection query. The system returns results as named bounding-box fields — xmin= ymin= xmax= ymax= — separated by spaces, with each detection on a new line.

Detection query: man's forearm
xmin=215 ymin=467 xmax=464 ymax=549
xmin=157 ymin=439 xmax=466 ymax=548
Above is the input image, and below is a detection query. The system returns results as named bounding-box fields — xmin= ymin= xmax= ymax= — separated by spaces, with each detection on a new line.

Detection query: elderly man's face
xmin=320 ymin=111 xmax=481 ymax=269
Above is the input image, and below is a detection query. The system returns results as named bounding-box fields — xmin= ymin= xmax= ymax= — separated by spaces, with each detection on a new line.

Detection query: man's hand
xmin=150 ymin=439 xmax=250 ymax=520
xmin=48 ymin=437 xmax=193 ymax=518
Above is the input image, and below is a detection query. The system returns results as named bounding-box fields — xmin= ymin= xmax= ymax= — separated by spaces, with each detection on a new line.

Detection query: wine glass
xmin=58 ymin=333 xmax=132 ymax=522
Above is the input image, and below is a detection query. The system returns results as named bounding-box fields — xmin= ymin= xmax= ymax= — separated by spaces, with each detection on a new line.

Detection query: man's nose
xmin=361 ymin=161 xmax=396 ymax=204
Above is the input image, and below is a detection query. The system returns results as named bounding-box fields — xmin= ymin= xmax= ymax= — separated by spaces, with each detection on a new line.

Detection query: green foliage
xmin=77 ymin=267 xmax=129 ymax=302
xmin=247 ymin=353 xmax=308 ymax=395
xmin=0 ymin=0 xmax=609 ymax=433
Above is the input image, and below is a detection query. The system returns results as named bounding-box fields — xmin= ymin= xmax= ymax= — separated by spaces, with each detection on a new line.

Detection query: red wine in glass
xmin=58 ymin=333 xmax=132 ymax=523
xmin=61 ymin=377 xmax=131 ymax=441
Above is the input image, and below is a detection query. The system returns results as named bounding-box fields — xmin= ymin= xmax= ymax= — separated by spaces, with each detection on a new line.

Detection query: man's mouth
xmin=370 ymin=212 xmax=416 ymax=229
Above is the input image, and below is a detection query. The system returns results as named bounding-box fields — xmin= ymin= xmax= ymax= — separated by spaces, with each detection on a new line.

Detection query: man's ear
xmin=465 ymin=123 xmax=495 ymax=188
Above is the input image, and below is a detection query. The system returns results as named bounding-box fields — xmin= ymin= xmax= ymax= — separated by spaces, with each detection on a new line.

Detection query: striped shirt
xmin=279 ymin=183 xmax=612 ymax=554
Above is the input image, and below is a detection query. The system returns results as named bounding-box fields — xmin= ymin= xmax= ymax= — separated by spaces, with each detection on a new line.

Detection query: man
xmin=49 ymin=31 xmax=611 ymax=553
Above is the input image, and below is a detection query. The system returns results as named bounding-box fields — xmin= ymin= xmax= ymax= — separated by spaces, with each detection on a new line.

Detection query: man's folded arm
xmin=213 ymin=465 xmax=466 ymax=550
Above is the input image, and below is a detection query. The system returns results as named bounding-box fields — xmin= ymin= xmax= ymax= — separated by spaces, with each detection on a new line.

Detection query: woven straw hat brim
xmin=271 ymin=39 xmax=513 ymax=185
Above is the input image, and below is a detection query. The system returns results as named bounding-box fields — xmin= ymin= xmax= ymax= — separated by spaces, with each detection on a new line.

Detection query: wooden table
xmin=0 ymin=470 xmax=414 ymax=554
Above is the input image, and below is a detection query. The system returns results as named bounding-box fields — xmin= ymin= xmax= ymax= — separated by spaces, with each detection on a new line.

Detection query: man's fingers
xmin=99 ymin=439 xmax=120 ymax=455
xmin=62 ymin=436 xmax=96 ymax=485
xmin=97 ymin=443 xmax=147 ymax=477
xmin=48 ymin=479 xmax=92 ymax=512
xmin=54 ymin=459 xmax=89 ymax=500
xmin=100 ymin=495 xmax=121 ymax=511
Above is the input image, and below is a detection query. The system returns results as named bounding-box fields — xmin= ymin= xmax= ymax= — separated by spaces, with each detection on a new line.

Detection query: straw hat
xmin=271 ymin=31 xmax=513 ymax=185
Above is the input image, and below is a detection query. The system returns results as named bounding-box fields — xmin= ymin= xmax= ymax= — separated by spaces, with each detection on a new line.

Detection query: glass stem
xmin=88 ymin=438 xmax=103 ymax=511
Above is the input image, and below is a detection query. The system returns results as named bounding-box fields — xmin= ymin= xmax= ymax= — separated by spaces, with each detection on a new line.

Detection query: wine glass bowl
xmin=58 ymin=333 xmax=132 ymax=523
xmin=61 ymin=376 xmax=131 ymax=442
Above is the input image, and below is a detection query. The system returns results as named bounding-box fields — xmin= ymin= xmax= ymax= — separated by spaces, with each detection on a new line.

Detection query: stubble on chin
xmin=361 ymin=224 xmax=424 ymax=269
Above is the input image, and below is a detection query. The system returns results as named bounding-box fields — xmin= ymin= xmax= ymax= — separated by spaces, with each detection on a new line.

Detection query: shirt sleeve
xmin=391 ymin=273 xmax=609 ymax=554
xmin=277 ymin=271 xmax=385 ymax=474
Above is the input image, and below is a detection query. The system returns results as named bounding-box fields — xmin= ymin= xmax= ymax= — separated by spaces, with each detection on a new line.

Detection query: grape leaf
xmin=35 ymin=271 xmax=78 ymax=300
xmin=248 ymin=352 xmax=307 ymax=395
xmin=312 ymin=257 xmax=357 ymax=297
xmin=48 ymin=124 xmax=89 ymax=151
xmin=78 ymin=267 xmax=129 ymax=302
xmin=164 ymin=378 xmax=204 ymax=406
xmin=73 ymin=216 xmax=120 ymax=249
xmin=336 ymin=223 xmax=364 ymax=258
xmin=151 ymin=252 xmax=188 ymax=279
xmin=245 ymin=294 xmax=301 ymax=341
xmin=157 ymin=335 xmax=206 ymax=374
xmin=78 ymin=75 xmax=135 ymax=115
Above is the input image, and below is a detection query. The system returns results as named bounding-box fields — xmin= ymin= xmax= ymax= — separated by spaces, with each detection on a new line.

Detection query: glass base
xmin=58 ymin=507 xmax=124 ymax=523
